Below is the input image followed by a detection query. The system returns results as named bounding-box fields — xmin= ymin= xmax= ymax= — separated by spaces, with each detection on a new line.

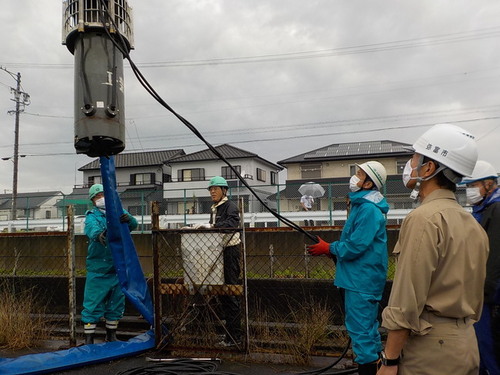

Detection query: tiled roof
xmin=0 ymin=191 xmax=63 ymax=209
xmin=79 ymin=149 xmax=185 ymax=171
xmin=168 ymin=144 xmax=284 ymax=170
xmin=278 ymin=140 xmax=412 ymax=165
xmin=168 ymin=144 xmax=256 ymax=162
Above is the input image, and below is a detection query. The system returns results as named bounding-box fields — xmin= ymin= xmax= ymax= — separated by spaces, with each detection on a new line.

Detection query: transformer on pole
xmin=62 ymin=0 xmax=134 ymax=157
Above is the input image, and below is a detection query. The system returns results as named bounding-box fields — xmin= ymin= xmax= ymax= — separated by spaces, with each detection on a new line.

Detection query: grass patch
xmin=0 ymin=282 xmax=49 ymax=349
xmin=250 ymin=298 xmax=347 ymax=365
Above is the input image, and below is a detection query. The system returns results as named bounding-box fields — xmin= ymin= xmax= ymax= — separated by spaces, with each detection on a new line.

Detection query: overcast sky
xmin=0 ymin=1 xmax=500 ymax=193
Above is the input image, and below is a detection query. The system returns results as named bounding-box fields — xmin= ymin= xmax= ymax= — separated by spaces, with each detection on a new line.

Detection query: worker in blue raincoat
xmin=461 ymin=160 xmax=500 ymax=375
xmin=307 ymin=161 xmax=389 ymax=375
xmin=82 ymin=183 xmax=138 ymax=345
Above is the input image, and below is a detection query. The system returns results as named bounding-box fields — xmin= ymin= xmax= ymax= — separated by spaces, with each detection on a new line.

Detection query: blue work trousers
xmin=475 ymin=303 xmax=500 ymax=375
xmin=343 ymin=289 xmax=382 ymax=364
xmin=82 ymin=271 xmax=125 ymax=324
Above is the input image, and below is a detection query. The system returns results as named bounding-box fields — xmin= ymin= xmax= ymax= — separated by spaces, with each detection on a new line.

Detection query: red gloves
xmin=307 ymin=236 xmax=331 ymax=256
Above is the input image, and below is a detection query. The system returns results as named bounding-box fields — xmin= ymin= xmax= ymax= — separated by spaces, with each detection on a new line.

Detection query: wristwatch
xmin=381 ymin=351 xmax=400 ymax=366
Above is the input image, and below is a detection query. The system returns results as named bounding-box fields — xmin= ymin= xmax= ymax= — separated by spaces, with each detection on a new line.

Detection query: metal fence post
xmin=269 ymin=244 xmax=274 ymax=278
xmin=276 ymin=184 xmax=281 ymax=227
xmin=25 ymin=197 xmax=29 ymax=231
xmin=183 ymin=189 xmax=187 ymax=226
xmin=61 ymin=193 xmax=67 ymax=231
xmin=328 ymin=183 xmax=333 ymax=226
xmin=66 ymin=205 xmax=77 ymax=347
xmin=140 ymin=190 xmax=145 ymax=233
xmin=239 ymin=197 xmax=249 ymax=353
xmin=151 ymin=201 xmax=161 ymax=347
xmin=304 ymin=244 xmax=310 ymax=279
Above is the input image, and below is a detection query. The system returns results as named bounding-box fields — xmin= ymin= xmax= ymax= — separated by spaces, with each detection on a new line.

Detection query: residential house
xmin=277 ymin=140 xmax=415 ymax=223
xmin=0 ymin=191 xmax=64 ymax=221
xmin=163 ymin=144 xmax=283 ymax=216
xmin=67 ymin=149 xmax=185 ymax=216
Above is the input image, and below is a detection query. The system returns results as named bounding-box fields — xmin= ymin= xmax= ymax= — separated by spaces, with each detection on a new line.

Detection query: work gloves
xmin=97 ymin=214 xmax=129 ymax=246
xmin=98 ymin=230 xmax=107 ymax=246
xmin=120 ymin=213 xmax=130 ymax=223
xmin=306 ymin=236 xmax=331 ymax=256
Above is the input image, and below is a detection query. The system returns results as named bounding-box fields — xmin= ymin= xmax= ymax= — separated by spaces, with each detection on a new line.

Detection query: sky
xmin=0 ymin=0 xmax=500 ymax=193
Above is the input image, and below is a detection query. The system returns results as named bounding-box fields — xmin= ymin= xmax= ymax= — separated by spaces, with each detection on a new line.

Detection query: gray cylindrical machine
xmin=62 ymin=0 xmax=134 ymax=157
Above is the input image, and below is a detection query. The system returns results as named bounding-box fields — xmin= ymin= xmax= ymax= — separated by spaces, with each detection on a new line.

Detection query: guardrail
xmin=0 ymin=209 xmax=412 ymax=233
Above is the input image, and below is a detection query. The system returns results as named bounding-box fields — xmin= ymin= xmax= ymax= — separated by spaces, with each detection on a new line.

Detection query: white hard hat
xmin=412 ymin=123 xmax=478 ymax=177
xmin=356 ymin=161 xmax=387 ymax=190
xmin=461 ymin=160 xmax=498 ymax=184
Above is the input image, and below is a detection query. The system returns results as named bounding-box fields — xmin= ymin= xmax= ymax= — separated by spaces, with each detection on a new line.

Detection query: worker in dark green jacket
xmin=82 ymin=183 xmax=138 ymax=345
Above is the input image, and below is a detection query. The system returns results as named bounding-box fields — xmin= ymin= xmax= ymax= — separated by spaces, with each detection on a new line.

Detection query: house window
xmin=301 ymin=164 xmax=322 ymax=179
xmin=221 ymin=165 xmax=241 ymax=180
xmin=131 ymin=173 xmax=155 ymax=185
xmin=256 ymin=168 xmax=266 ymax=182
xmin=45 ymin=210 xmax=51 ymax=219
xmin=396 ymin=160 xmax=407 ymax=175
xmin=349 ymin=164 xmax=357 ymax=176
xmin=88 ymin=175 xmax=101 ymax=186
xmin=270 ymin=171 xmax=277 ymax=185
xmin=178 ymin=168 xmax=205 ymax=182
xmin=163 ymin=173 xmax=172 ymax=183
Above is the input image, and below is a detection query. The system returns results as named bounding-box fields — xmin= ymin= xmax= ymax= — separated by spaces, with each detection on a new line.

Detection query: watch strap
xmin=381 ymin=351 xmax=400 ymax=366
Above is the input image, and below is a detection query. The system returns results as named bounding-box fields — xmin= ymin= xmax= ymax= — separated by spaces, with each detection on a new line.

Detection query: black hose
xmin=115 ymin=358 xmax=238 ymax=375
xmin=78 ymin=34 xmax=95 ymax=115
xmin=98 ymin=5 xmax=353 ymax=375
xmin=97 ymin=0 xmax=318 ymax=244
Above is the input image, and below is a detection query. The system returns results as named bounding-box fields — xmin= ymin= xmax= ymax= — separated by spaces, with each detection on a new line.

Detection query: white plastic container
xmin=181 ymin=232 xmax=225 ymax=285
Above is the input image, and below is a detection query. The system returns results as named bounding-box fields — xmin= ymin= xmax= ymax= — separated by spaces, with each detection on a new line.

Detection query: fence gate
xmin=152 ymin=202 xmax=248 ymax=352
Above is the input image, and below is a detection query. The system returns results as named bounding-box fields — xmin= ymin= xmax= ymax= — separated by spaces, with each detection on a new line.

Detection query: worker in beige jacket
xmin=378 ymin=124 xmax=489 ymax=375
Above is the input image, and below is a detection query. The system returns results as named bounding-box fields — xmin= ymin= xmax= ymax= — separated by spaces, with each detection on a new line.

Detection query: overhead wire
xmin=99 ymin=6 xmax=356 ymax=372
xmin=98 ymin=0 xmax=317 ymax=242
xmin=129 ymin=26 xmax=500 ymax=68
xmin=2 ymin=25 xmax=500 ymax=70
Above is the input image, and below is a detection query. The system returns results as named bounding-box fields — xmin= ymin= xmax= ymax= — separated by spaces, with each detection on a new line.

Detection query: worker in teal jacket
xmin=307 ymin=161 xmax=389 ymax=375
xmin=82 ymin=183 xmax=138 ymax=345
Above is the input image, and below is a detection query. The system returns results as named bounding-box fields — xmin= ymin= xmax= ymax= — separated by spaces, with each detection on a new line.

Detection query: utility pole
xmin=1 ymin=66 xmax=30 ymax=221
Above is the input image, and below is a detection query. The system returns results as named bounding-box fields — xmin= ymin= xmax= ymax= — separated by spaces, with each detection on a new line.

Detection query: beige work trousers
xmin=399 ymin=313 xmax=479 ymax=375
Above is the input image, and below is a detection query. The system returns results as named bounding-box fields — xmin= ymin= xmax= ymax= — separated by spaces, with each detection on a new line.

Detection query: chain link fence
xmin=0 ymin=181 xmax=467 ymax=232
xmin=0 ymin=205 xmax=398 ymax=356
xmin=152 ymin=201 xmax=398 ymax=356
xmin=153 ymin=227 xmax=247 ymax=351
xmin=0 ymin=230 xmax=73 ymax=348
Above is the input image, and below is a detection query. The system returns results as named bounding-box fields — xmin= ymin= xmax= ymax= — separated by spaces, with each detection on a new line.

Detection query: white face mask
xmin=402 ymin=159 xmax=417 ymax=188
xmin=466 ymin=187 xmax=483 ymax=205
xmin=95 ymin=197 xmax=105 ymax=209
xmin=349 ymin=175 xmax=361 ymax=192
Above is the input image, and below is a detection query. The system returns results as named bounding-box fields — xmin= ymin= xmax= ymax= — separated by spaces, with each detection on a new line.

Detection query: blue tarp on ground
xmin=0 ymin=330 xmax=155 ymax=375
xmin=0 ymin=156 xmax=155 ymax=375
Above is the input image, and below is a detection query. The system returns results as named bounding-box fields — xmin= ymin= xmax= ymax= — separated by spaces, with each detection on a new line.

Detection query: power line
xmin=2 ymin=25 xmax=500 ymax=70
xmin=17 ymin=103 xmax=500 ymax=145
xmin=135 ymin=27 xmax=500 ymax=67
xmin=6 ymin=115 xmax=500 ymax=158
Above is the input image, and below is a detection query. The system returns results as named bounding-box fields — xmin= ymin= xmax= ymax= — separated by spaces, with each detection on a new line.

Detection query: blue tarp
xmin=0 ymin=156 xmax=155 ymax=375
xmin=0 ymin=331 xmax=155 ymax=375
xmin=100 ymin=156 xmax=154 ymax=326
